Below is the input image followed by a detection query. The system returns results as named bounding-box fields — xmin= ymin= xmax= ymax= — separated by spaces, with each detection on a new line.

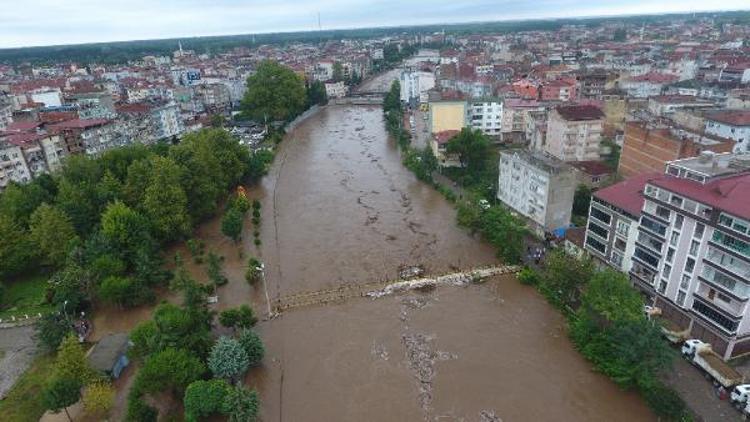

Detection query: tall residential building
xmin=469 ymin=99 xmax=502 ymax=137
xmin=544 ymin=105 xmax=604 ymax=162
xmin=628 ymin=153 xmax=750 ymax=360
xmin=618 ymin=121 xmax=735 ymax=179
xmin=497 ymin=150 xmax=577 ymax=235
xmin=0 ymin=140 xmax=32 ymax=191
xmin=584 ymin=173 xmax=655 ymax=273
xmin=400 ymin=70 xmax=435 ymax=105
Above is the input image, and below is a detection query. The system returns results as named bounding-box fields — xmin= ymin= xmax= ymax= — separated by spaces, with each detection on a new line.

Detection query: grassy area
xmin=0 ymin=354 xmax=55 ymax=422
xmin=0 ymin=274 xmax=53 ymax=320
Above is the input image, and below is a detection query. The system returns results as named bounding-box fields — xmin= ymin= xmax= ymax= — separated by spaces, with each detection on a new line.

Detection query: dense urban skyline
xmin=1 ymin=0 xmax=749 ymax=48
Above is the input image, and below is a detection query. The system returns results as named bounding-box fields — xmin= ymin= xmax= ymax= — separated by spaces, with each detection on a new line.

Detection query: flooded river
xmin=89 ymin=68 xmax=653 ymax=421
xmin=242 ymin=103 xmax=653 ymax=421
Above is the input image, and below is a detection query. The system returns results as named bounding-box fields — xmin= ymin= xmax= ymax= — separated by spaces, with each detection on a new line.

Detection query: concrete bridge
xmin=271 ymin=265 xmax=520 ymax=315
xmin=330 ymin=92 xmax=385 ymax=106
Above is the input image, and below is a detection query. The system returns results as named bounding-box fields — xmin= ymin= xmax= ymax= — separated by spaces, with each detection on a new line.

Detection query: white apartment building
xmin=544 ymin=105 xmax=604 ymax=162
xmin=152 ymin=103 xmax=184 ymax=140
xmin=0 ymin=142 xmax=32 ymax=191
xmin=704 ymin=110 xmax=750 ymax=153
xmin=497 ymin=150 xmax=577 ymax=235
xmin=399 ymin=70 xmax=435 ymax=104
xmin=469 ymin=99 xmax=503 ymax=137
xmin=626 ymin=153 xmax=750 ymax=360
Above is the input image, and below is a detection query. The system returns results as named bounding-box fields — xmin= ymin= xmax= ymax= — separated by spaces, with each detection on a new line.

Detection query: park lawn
xmin=0 ymin=354 xmax=55 ymax=422
xmin=0 ymin=274 xmax=53 ymax=320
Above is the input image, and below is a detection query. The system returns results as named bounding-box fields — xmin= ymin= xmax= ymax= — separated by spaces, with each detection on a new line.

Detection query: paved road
xmin=0 ymin=325 xmax=37 ymax=399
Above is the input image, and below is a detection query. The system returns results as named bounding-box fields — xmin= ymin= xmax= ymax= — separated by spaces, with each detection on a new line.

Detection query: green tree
xmin=573 ymin=184 xmax=592 ymax=218
xmin=307 ymin=80 xmax=328 ymax=106
xmin=475 ymin=205 xmax=527 ymax=264
xmin=42 ymin=377 xmax=81 ymax=422
xmin=383 ymin=80 xmax=402 ymax=113
xmin=133 ymin=348 xmax=205 ymax=397
xmin=445 ymin=128 xmax=492 ymax=174
xmin=221 ymin=207 xmax=244 ymax=242
xmin=579 ymin=270 xmax=644 ymax=325
xmin=538 ymin=249 xmax=595 ymax=310
xmin=184 ymin=379 xmax=231 ymax=422
xmin=141 ymin=156 xmax=191 ymax=242
xmin=245 ymin=257 xmax=262 ymax=284
xmin=35 ymin=312 xmax=73 ymax=352
xmin=0 ymin=213 xmax=34 ymax=278
xmin=208 ymin=337 xmax=250 ymax=383
xmin=222 ymin=387 xmax=260 ymax=422
xmin=241 ymin=60 xmax=306 ymax=122
xmin=219 ymin=305 xmax=257 ymax=330
xmin=332 ymin=61 xmax=344 ymax=82
xmin=206 ymin=252 xmax=228 ymax=286
xmin=98 ymin=276 xmax=139 ymax=308
xmin=0 ymin=181 xmax=53 ymax=226
xmin=29 ymin=204 xmax=78 ymax=267
xmin=54 ymin=334 xmax=96 ymax=384
xmin=238 ymin=329 xmax=265 ymax=366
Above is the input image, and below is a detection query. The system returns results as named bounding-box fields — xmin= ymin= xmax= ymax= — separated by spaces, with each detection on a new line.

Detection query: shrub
xmin=238 ymin=329 xmax=265 ymax=366
xmin=517 ymin=267 xmax=538 ymax=286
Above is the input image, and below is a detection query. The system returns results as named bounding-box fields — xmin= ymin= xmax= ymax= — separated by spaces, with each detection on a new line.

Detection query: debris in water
xmin=399 ymin=265 xmax=425 ymax=280
xmin=371 ymin=343 xmax=390 ymax=361
xmin=479 ymin=410 xmax=502 ymax=422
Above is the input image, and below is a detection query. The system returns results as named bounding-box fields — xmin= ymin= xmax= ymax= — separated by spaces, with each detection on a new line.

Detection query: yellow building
xmin=428 ymin=100 xmax=467 ymax=134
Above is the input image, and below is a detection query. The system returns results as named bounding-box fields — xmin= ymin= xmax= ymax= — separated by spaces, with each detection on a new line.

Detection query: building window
xmin=689 ymin=240 xmax=700 ymax=257
xmin=658 ymin=279 xmax=668 ymax=294
xmin=641 ymin=216 xmax=667 ymax=236
xmin=674 ymin=214 xmax=684 ymax=230
xmin=634 ymin=247 xmax=660 ymax=268
xmin=670 ymin=195 xmax=683 ymax=207
xmin=656 ymin=206 xmax=671 ymax=220
xmin=670 ymin=231 xmax=680 ymax=247
xmin=586 ymin=236 xmax=606 ymax=254
xmin=666 ymin=248 xmax=676 ymax=263
xmin=590 ymin=207 xmax=612 ymax=225
xmin=694 ymin=223 xmax=705 ymax=239
xmin=717 ymin=293 xmax=732 ymax=304
xmin=712 ymin=231 xmax=750 ymax=258
xmin=677 ymin=290 xmax=687 ymax=306
xmin=610 ymin=252 xmax=624 ymax=267
xmin=680 ymin=274 xmax=690 ymax=289
xmin=692 ymin=300 xmax=739 ymax=333
xmin=588 ymin=221 xmax=609 ymax=240
xmin=685 ymin=257 xmax=696 ymax=274
xmin=662 ymin=264 xmax=672 ymax=279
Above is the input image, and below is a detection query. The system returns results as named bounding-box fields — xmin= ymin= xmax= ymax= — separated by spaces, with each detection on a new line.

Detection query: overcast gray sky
xmin=1 ymin=0 xmax=748 ymax=48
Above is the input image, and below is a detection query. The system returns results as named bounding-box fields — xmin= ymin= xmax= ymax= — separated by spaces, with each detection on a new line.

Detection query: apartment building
xmin=469 ymin=99 xmax=502 ymax=137
xmin=584 ymin=173 xmax=654 ymax=273
xmin=497 ymin=150 xmax=577 ymax=235
xmin=703 ymin=110 xmax=750 ymax=153
xmin=428 ymin=91 xmax=467 ymax=134
xmin=618 ymin=121 xmax=735 ymax=179
xmin=544 ymin=105 xmax=604 ymax=162
xmin=628 ymin=153 xmax=750 ymax=360
xmin=0 ymin=140 xmax=31 ymax=191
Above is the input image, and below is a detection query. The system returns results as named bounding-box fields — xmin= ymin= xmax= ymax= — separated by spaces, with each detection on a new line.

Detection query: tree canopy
xmin=241 ymin=60 xmax=306 ymax=122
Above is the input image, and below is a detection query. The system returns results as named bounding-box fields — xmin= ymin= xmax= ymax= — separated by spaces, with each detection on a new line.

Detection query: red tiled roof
xmin=651 ymin=173 xmax=750 ymax=220
xmin=48 ymin=118 xmax=109 ymax=130
xmin=556 ymin=104 xmax=604 ymax=121
xmin=434 ymin=130 xmax=460 ymax=145
xmin=705 ymin=110 xmax=750 ymax=127
xmin=570 ymin=161 xmax=613 ymax=177
xmin=6 ymin=121 xmax=41 ymax=133
xmin=594 ymin=172 xmax=660 ymax=217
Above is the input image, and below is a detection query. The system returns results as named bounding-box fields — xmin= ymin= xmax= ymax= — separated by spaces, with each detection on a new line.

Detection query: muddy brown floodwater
xmin=241 ymin=104 xmax=654 ymax=422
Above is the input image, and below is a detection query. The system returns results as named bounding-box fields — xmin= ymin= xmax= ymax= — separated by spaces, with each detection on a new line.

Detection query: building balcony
xmin=711 ymin=231 xmax=750 ymax=260
xmin=691 ymin=295 xmax=741 ymax=335
xmin=699 ymin=265 xmax=750 ymax=300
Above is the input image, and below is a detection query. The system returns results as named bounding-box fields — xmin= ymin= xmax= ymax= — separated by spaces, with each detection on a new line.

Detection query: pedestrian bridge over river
xmin=271 ymin=265 xmax=520 ymax=315
xmin=330 ymin=92 xmax=385 ymax=106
